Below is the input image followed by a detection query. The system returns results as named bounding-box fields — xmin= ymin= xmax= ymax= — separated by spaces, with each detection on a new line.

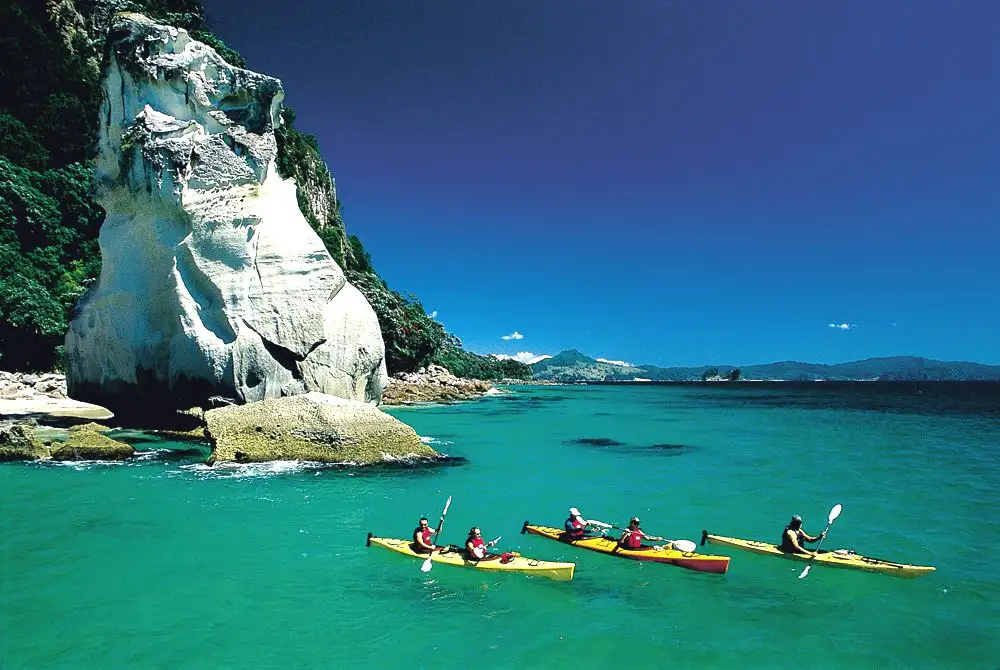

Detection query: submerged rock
xmin=49 ymin=426 xmax=135 ymax=461
xmin=65 ymin=14 xmax=387 ymax=418
xmin=204 ymin=392 xmax=436 ymax=464
xmin=0 ymin=421 xmax=48 ymax=461
xmin=382 ymin=365 xmax=494 ymax=405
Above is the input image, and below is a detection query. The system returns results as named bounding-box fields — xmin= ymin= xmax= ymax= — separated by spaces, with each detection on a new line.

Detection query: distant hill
xmin=530 ymin=351 xmax=1000 ymax=382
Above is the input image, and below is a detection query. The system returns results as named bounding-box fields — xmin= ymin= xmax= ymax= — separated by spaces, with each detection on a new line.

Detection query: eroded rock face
xmin=65 ymin=14 xmax=387 ymax=417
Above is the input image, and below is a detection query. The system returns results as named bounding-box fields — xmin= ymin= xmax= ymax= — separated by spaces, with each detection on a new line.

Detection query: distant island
xmin=530 ymin=350 xmax=1000 ymax=382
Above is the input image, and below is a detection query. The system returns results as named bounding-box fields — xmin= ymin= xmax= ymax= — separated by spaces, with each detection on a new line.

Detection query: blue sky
xmin=208 ymin=0 xmax=1000 ymax=366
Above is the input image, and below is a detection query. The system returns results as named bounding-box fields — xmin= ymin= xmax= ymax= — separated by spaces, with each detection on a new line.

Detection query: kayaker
xmin=412 ymin=517 xmax=437 ymax=554
xmin=564 ymin=507 xmax=589 ymax=540
xmin=465 ymin=527 xmax=498 ymax=560
xmin=618 ymin=517 xmax=662 ymax=550
xmin=780 ymin=515 xmax=826 ymax=556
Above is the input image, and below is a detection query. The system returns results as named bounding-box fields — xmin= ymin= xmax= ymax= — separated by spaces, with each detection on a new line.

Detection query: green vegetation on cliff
xmin=0 ymin=0 xmax=527 ymax=381
xmin=0 ymin=0 xmax=222 ymax=370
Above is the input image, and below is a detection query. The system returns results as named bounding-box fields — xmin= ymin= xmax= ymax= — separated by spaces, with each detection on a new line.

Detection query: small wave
xmin=178 ymin=460 xmax=331 ymax=479
xmin=172 ymin=453 xmax=467 ymax=479
xmin=419 ymin=435 xmax=454 ymax=446
xmin=37 ymin=458 xmax=126 ymax=470
xmin=379 ymin=452 xmax=455 ymax=464
xmin=483 ymin=388 xmax=506 ymax=397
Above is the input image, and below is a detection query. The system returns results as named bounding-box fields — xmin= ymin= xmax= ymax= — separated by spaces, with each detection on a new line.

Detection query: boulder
xmin=64 ymin=14 xmax=387 ymax=419
xmin=49 ymin=427 xmax=135 ymax=461
xmin=0 ymin=421 xmax=48 ymax=461
xmin=204 ymin=392 xmax=436 ymax=464
xmin=73 ymin=422 xmax=112 ymax=433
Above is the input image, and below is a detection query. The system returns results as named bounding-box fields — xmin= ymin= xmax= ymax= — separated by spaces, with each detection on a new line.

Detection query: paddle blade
xmin=442 ymin=496 xmax=452 ymax=515
xmin=420 ymin=555 xmax=433 ymax=572
xmin=828 ymin=504 xmax=843 ymax=524
xmin=798 ymin=564 xmax=811 ymax=579
xmin=588 ymin=520 xmax=613 ymax=529
xmin=671 ymin=539 xmax=697 ymax=553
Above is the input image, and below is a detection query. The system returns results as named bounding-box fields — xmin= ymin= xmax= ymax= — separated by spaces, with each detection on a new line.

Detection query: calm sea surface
xmin=2 ymin=382 xmax=998 ymax=668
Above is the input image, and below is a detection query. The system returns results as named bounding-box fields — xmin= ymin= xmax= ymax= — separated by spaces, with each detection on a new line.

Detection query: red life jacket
xmin=623 ymin=529 xmax=643 ymax=549
xmin=413 ymin=526 xmax=432 ymax=548
xmin=467 ymin=536 xmax=486 ymax=559
xmin=565 ymin=516 xmax=585 ymax=538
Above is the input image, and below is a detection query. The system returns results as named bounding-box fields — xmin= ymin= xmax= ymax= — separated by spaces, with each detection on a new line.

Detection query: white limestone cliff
xmin=65 ymin=13 xmax=387 ymax=415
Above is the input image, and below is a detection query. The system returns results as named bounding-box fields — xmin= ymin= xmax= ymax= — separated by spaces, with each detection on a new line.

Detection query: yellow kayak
xmin=701 ymin=532 xmax=936 ymax=578
xmin=366 ymin=534 xmax=576 ymax=581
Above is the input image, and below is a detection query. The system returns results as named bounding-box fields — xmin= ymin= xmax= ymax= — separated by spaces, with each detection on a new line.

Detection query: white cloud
xmin=596 ymin=357 xmax=633 ymax=367
xmin=429 ymin=310 xmax=438 ymax=319
xmin=501 ymin=331 xmax=524 ymax=341
xmin=828 ymin=323 xmax=856 ymax=331
xmin=492 ymin=352 xmax=551 ymax=365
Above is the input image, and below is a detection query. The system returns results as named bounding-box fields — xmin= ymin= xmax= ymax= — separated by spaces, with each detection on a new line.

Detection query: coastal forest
xmin=0 ymin=0 xmax=530 ymax=381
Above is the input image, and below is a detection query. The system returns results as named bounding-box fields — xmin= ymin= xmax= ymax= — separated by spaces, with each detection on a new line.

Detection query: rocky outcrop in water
xmin=204 ymin=392 xmax=436 ymax=464
xmin=64 ymin=14 xmax=387 ymax=418
xmin=0 ymin=421 xmax=48 ymax=461
xmin=49 ymin=425 xmax=135 ymax=461
xmin=381 ymin=365 xmax=495 ymax=405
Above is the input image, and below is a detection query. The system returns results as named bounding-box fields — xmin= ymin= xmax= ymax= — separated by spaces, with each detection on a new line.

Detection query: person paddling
xmin=618 ymin=517 xmax=663 ymax=550
xmin=780 ymin=514 xmax=826 ymax=556
xmin=465 ymin=527 xmax=499 ymax=560
xmin=412 ymin=516 xmax=438 ymax=554
xmin=564 ymin=507 xmax=590 ymax=540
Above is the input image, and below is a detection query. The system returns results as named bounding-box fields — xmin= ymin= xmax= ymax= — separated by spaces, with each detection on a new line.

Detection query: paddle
xmin=420 ymin=495 xmax=452 ymax=573
xmin=589 ymin=519 xmax=694 ymax=550
xmin=798 ymin=503 xmax=842 ymax=579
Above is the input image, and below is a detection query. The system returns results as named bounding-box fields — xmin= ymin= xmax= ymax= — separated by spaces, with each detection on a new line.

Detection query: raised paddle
xmin=798 ymin=503 xmax=843 ymax=579
xmin=421 ymin=495 xmax=452 ymax=573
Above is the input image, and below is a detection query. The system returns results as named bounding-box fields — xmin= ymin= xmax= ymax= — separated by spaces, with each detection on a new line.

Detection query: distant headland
xmin=529 ymin=350 xmax=1000 ymax=382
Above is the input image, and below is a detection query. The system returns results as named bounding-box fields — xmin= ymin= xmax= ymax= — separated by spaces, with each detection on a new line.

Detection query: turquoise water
xmin=2 ymin=383 xmax=999 ymax=668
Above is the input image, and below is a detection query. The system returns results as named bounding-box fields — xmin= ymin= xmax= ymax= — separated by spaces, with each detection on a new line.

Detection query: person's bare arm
xmin=788 ymin=530 xmax=816 ymax=556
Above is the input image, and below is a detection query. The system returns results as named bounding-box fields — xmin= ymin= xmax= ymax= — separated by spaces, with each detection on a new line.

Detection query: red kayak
xmin=522 ymin=522 xmax=730 ymax=574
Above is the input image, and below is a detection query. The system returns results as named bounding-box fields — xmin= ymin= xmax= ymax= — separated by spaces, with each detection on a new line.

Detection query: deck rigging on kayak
xmin=367 ymin=534 xmax=576 ymax=581
xmin=701 ymin=530 xmax=936 ymax=578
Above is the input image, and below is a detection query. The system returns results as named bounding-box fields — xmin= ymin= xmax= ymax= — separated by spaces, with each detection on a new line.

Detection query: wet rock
xmin=205 ymin=392 xmax=436 ymax=464
xmin=0 ymin=421 xmax=48 ymax=461
xmin=49 ymin=427 xmax=135 ymax=461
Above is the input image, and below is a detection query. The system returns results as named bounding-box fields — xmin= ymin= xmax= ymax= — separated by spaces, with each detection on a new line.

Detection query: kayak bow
xmin=521 ymin=522 xmax=730 ymax=574
xmin=366 ymin=533 xmax=575 ymax=581
xmin=701 ymin=531 xmax=935 ymax=578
